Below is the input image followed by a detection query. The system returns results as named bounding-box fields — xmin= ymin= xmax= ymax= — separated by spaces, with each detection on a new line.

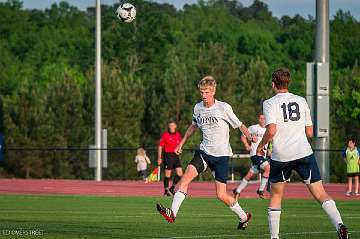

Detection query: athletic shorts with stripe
xmin=189 ymin=150 xmax=229 ymax=184
xmin=269 ymin=153 xmax=321 ymax=184
xmin=249 ymin=155 xmax=269 ymax=174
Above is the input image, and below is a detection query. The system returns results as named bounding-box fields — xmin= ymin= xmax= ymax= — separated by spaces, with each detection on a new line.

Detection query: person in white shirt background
xmin=233 ymin=114 xmax=271 ymax=199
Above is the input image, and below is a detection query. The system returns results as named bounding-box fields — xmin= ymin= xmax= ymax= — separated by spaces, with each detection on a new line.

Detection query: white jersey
xmin=247 ymin=124 xmax=267 ymax=157
xmin=263 ymin=92 xmax=313 ymax=162
xmin=192 ymin=100 xmax=242 ymax=157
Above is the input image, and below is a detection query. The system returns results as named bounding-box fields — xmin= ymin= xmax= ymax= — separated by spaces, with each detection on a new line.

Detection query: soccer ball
xmin=116 ymin=3 xmax=136 ymax=23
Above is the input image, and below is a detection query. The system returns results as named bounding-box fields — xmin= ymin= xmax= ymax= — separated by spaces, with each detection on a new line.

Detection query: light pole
xmin=95 ymin=0 xmax=102 ymax=181
xmin=307 ymin=0 xmax=330 ymax=182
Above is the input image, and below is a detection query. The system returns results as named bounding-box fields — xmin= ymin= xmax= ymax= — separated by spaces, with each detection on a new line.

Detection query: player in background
xmin=233 ymin=114 xmax=270 ymax=199
xmin=342 ymin=138 xmax=359 ymax=196
xmin=158 ymin=120 xmax=183 ymax=196
xmin=256 ymin=68 xmax=349 ymax=239
xmin=156 ymin=76 xmax=252 ymax=230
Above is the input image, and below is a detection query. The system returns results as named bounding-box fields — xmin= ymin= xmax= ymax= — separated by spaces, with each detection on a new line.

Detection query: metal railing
xmin=0 ymin=147 xmax=347 ymax=183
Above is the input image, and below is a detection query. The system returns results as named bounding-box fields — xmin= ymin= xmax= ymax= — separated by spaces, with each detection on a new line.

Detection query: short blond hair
xmin=198 ymin=76 xmax=216 ymax=91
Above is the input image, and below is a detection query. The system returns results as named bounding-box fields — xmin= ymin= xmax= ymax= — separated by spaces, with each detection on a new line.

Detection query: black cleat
xmin=337 ymin=223 xmax=349 ymax=239
xmin=237 ymin=212 xmax=252 ymax=230
xmin=156 ymin=203 xmax=176 ymax=224
xmin=257 ymin=190 xmax=265 ymax=199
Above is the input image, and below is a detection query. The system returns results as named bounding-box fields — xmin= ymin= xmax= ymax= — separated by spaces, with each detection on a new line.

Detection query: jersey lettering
xmin=281 ymin=102 xmax=300 ymax=122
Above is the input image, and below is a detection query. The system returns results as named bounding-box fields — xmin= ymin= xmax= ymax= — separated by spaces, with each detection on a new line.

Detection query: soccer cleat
xmin=345 ymin=192 xmax=352 ymax=196
xmin=156 ymin=203 xmax=176 ymax=224
xmin=257 ymin=190 xmax=265 ymax=199
xmin=232 ymin=188 xmax=240 ymax=200
xmin=237 ymin=212 xmax=252 ymax=230
xmin=337 ymin=223 xmax=349 ymax=239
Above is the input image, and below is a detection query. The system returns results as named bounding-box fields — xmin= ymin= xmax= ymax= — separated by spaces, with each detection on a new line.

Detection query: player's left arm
xmin=224 ymin=104 xmax=251 ymax=140
xmin=305 ymin=126 xmax=313 ymax=138
xmin=239 ymin=124 xmax=251 ymax=141
xmin=304 ymin=99 xmax=313 ymax=138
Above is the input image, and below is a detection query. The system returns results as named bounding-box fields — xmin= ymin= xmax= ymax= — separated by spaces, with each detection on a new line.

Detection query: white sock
xmin=230 ymin=202 xmax=247 ymax=222
xmin=236 ymin=179 xmax=248 ymax=193
xmin=268 ymin=208 xmax=281 ymax=239
xmin=321 ymin=200 xmax=343 ymax=230
xmin=259 ymin=177 xmax=269 ymax=191
xmin=171 ymin=191 xmax=186 ymax=216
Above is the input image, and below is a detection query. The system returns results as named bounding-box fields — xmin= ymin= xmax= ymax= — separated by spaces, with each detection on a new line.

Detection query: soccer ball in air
xmin=116 ymin=3 xmax=136 ymax=23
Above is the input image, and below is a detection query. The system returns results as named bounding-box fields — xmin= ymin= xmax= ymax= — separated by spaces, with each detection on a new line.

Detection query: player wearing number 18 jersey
xmin=256 ymin=68 xmax=349 ymax=239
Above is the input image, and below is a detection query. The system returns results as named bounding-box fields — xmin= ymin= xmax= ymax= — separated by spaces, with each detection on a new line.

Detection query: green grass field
xmin=0 ymin=194 xmax=358 ymax=239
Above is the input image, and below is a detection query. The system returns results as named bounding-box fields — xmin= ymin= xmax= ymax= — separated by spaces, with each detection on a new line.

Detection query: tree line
xmin=0 ymin=0 xmax=359 ymax=181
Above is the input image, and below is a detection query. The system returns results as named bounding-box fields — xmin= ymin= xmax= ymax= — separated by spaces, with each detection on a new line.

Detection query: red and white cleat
xmin=156 ymin=203 xmax=176 ymax=224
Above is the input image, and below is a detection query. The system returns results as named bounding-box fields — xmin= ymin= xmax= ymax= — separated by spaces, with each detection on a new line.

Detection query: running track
xmin=0 ymin=179 xmax=358 ymax=200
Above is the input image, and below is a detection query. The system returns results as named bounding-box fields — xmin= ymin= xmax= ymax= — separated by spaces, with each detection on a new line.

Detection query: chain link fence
xmin=0 ymin=147 xmax=347 ymax=183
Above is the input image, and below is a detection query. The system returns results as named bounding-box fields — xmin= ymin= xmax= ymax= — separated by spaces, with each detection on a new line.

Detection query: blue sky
xmin=3 ymin=0 xmax=360 ymax=19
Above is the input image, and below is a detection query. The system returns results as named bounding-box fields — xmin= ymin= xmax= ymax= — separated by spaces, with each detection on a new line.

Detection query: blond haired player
xmin=156 ymin=76 xmax=252 ymax=230
xmin=257 ymin=68 xmax=349 ymax=239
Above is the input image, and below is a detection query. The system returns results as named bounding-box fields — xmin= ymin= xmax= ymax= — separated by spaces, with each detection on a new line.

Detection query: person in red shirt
xmin=158 ymin=120 xmax=183 ymax=196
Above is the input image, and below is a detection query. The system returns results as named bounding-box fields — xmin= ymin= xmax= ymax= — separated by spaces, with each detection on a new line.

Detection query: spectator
xmin=135 ymin=147 xmax=151 ymax=183
xmin=342 ymin=138 xmax=360 ymax=196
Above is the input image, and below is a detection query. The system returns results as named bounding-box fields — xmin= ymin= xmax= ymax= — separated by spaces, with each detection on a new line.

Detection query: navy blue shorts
xmin=249 ymin=155 xmax=269 ymax=174
xmin=269 ymin=154 xmax=322 ymax=184
xmin=189 ymin=150 xmax=229 ymax=184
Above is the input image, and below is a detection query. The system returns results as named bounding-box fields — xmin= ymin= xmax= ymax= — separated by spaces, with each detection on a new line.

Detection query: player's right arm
xmin=157 ymin=146 xmax=163 ymax=166
xmin=342 ymin=148 xmax=347 ymax=162
xmin=174 ymin=124 xmax=198 ymax=155
xmin=257 ymin=100 xmax=277 ymax=156
xmin=157 ymin=134 xmax=165 ymax=166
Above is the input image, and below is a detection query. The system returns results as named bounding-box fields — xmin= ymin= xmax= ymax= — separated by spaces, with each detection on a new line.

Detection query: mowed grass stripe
xmin=0 ymin=195 xmax=358 ymax=239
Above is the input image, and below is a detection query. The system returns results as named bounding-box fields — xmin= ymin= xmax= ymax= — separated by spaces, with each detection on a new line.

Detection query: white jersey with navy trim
xmin=247 ymin=124 xmax=267 ymax=157
xmin=192 ymin=100 xmax=242 ymax=157
xmin=263 ymin=92 xmax=313 ymax=162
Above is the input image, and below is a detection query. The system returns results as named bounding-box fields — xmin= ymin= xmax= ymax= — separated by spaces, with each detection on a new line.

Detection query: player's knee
xmin=245 ymin=172 xmax=253 ymax=180
xmin=264 ymin=164 xmax=270 ymax=173
xmin=314 ymin=190 xmax=330 ymax=202
xmin=179 ymin=172 xmax=193 ymax=186
xmin=216 ymin=192 xmax=226 ymax=202
xmin=271 ymin=187 xmax=283 ymax=198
